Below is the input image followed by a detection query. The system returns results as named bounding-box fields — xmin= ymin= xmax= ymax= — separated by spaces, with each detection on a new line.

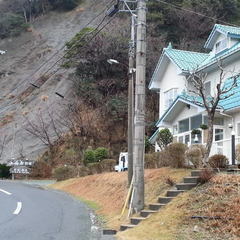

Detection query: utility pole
xmin=132 ymin=0 xmax=147 ymax=212
xmin=107 ymin=0 xmax=137 ymax=186
xmin=128 ymin=15 xmax=135 ymax=187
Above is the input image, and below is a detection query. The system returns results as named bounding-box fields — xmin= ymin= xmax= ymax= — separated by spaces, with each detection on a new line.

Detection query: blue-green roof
xmin=200 ymin=42 xmax=240 ymax=68
xmin=219 ymin=76 xmax=240 ymax=110
xmin=215 ymin=24 xmax=240 ymax=37
xmin=164 ymin=45 xmax=209 ymax=71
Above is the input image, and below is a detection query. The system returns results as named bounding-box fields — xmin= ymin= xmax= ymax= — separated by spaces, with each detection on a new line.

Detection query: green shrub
xmin=145 ymin=136 xmax=152 ymax=153
xmin=166 ymin=143 xmax=188 ymax=168
xmin=0 ymin=13 xmax=28 ymax=39
xmin=185 ymin=144 xmax=205 ymax=168
xmin=53 ymin=165 xmax=76 ymax=181
xmin=0 ymin=164 xmax=11 ymax=178
xmin=84 ymin=149 xmax=95 ymax=164
xmin=50 ymin=0 xmax=81 ymax=10
xmin=100 ymin=159 xmax=117 ymax=172
xmin=208 ymin=154 xmax=228 ymax=169
xmin=30 ymin=161 xmax=52 ymax=178
xmin=157 ymin=128 xmax=173 ymax=150
xmin=95 ymin=147 xmax=108 ymax=161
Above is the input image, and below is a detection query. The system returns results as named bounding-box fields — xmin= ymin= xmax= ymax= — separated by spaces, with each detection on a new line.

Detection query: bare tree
xmin=24 ymin=109 xmax=63 ymax=156
xmin=188 ymin=65 xmax=240 ymax=162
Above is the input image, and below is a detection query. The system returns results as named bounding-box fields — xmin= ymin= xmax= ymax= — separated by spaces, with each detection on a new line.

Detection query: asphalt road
xmin=0 ymin=181 xmax=115 ymax=240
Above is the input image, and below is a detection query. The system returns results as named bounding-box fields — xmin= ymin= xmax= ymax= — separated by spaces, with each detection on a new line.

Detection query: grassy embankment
xmin=51 ymin=169 xmax=240 ymax=240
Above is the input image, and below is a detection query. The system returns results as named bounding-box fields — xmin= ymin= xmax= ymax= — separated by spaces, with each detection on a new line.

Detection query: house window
xmin=215 ymin=39 xmax=227 ymax=54
xmin=191 ymin=114 xmax=202 ymax=130
xmin=164 ymin=88 xmax=178 ymax=110
xmin=179 ymin=118 xmax=189 ymax=133
xmin=204 ymin=81 xmax=211 ymax=96
xmin=215 ymin=129 xmax=224 ymax=141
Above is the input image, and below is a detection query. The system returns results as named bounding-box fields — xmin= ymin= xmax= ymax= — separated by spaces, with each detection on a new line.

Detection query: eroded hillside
xmin=0 ymin=0 xmax=110 ymax=161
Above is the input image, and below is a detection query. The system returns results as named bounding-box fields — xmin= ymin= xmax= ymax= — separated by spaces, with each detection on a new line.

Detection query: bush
xmin=50 ymin=0 xmax=81 ymax=10
xmin=145 ymin=151 xmax=171 ymax=169
xmin=0 ymin=164 xmax=11 ymax=178
xmin=95 ymin=147 xmax=108 ymax=161
xmin=157 ymin=128 xmax=173 ymax=150
xmin=208 ymin=154 xmax=228 ymax=169
xmin=199 ymin=169 xmax=214 ymax=184
xmin=100 ymin=159 xmax=117 ymax=172
xmin=166 ymin=143 xmax=188 ymax=168
xmin=185 ymin=144 xmax=205 ymax=168
xmin=0 ymin=13 xmax=28 ymax=39
xmin=53 ymin=165 xmax=76 ymax=181
xmin=87 ymin=162 xmax=103 ymax=175
xmin=30 ymin=161 xmax=52 ymax=178
xmin=84 ymin=149 xmax=95 ymax=164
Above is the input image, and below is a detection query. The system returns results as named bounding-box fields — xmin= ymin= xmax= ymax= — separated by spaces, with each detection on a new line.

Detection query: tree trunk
xmin=204 ymin=114 xmax=214 ymax=163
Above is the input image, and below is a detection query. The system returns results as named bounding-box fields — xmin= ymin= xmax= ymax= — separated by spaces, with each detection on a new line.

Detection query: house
xmin=149 ymin=24 xmax=240 ymax=164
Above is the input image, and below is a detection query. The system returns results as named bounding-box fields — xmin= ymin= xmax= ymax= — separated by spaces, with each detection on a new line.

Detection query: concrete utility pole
xmin=132 ymin=0 xmax=147 ymax=212
xmin=128 ymin=15 xmax=135 ymax=187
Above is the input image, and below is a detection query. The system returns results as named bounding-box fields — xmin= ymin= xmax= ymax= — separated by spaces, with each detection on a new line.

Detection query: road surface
xmin=0 ymin=181 xmax=115 ymax=240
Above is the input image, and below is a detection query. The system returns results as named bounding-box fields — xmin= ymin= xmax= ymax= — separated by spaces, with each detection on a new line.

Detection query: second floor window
xmin=164 ymin=88 xmax=178 ymax=110
xmin=215 ymin=39 xmax=227 ymax=54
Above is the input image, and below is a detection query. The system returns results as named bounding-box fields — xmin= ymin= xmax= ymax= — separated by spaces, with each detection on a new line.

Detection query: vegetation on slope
xmin=118 ymin=174 xmax=240 ymax=240
xmin=0 ymin=0 xmax=83 ymax=38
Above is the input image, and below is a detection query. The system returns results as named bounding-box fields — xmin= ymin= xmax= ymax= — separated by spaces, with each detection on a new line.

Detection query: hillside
xmin=51 ymin=170 xmax=240 ymax=240
xmin=0 ymin=0 xmax=110 ymax=161
xmin=1 ymin=0 xmax=240 ymax=164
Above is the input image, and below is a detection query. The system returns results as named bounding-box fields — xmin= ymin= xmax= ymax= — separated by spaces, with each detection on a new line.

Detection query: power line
xmin=1 ymin=10 xmax=117 ymax=113
xmin=155 ymin=0 xmax=239 ymax=27
xmin=3 ymin=0 xmax=116 ymax=99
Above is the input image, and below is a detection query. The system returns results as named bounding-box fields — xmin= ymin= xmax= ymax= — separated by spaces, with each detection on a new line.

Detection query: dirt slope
xmin=0 ymin=0 xmax=109 ymax=162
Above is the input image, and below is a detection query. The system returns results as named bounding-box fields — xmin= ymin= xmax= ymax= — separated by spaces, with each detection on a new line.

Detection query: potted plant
xmin=200 ymin=124 xmax=208 ymax=130
xmin=191 ymin=129 xmax=201 ymax=135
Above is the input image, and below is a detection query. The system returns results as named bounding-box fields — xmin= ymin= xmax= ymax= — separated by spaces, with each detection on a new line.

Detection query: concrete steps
xmin=149 ymin=203 xmax=166 ymax=211
xmin=176 ymin=183 xmax=197 ymax=190
xmin=140 ymin=209 xmax=158 ymax=217
xmin=183 ymin=176 xmax=200 ymax=184
xmin=166 ymin=189 xmax=185 ymax=197
xmin=191 ymin=170 xmax=202 ymax=176
xmin=130 ymin=217 xmax=146 ymax=225
xmin=120 ymin=224 xmax=135 ymax=231
xmin=107 ymin=169 xmax=201 ymax=235
xmin=158 ymin=196 xmax=174 ymax=204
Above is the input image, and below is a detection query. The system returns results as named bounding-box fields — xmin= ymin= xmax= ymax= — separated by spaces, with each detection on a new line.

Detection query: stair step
xmin=120 ymin=224 xmax=135 ymax=231
xmin=191 ymin=170 xmax=202 ymax=177
xmin=176 ymin=183 xmax=197 ymax=190
xmin=140 ymin=209 xmax=158 ymax=217
xmin=103 ymin=229 xmax=117 ymax=235
xmin=184 ymin=176 xmax=200 ymax=184
xmin=130 ymin=217 xmax=146 ymax=225
xmin=158 ymin=196 xmax=174 ymax=204
xmin=149 ymin=203 xmax=166 ymax=211
xmin=166 ymin=190 xmax=185 ymax=197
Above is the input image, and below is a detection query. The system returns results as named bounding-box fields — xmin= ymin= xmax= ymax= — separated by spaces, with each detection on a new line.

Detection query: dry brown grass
xmin=185 ymin=174 xmax=240 ymax=238
xmin=51 ymin=168 xmax=190 ymax=229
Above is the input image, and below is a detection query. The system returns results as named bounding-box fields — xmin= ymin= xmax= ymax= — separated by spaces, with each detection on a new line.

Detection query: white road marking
xmin=0 ymin=188 xmax=12 ymax=195
xmin=13 ymin=202 xmax=22 ymax=215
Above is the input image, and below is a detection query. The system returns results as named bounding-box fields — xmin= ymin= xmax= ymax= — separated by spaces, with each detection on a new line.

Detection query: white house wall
xmin=159 ymin=60 xmax=185 ymax=117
